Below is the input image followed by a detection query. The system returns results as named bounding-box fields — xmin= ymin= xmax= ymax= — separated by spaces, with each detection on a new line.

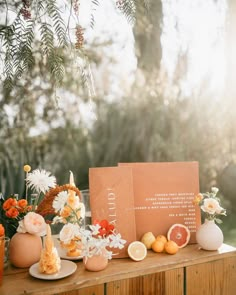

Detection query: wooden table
xmin=1 ymin=243 xmax=236 ymax=295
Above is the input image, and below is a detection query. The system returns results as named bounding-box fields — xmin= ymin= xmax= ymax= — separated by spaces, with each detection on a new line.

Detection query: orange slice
xmin=128 ymin=241 xmax=147 ymax=261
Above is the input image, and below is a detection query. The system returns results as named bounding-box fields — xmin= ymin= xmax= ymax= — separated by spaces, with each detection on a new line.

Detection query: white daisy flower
xmin=26 ymin=169 xmax=56 ymax=194
xmin=53 ymin=191 xmax=68 ymax=213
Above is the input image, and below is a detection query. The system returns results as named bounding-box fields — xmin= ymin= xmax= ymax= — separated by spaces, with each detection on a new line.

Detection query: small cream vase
xmin=196 ymin=219 xmax=223 ymax=250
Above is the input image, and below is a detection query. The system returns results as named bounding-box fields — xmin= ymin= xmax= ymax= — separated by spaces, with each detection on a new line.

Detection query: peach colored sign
xmin=89 ymin=166 xmax=136 ymax=258
xmin=119 ymin=162 xmax=201 ymax=243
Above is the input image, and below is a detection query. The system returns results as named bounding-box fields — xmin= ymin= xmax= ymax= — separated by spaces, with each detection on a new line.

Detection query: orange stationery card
xmin=89 ymin=166 xmax=136 ymax=258
xmin=119 ymin=162 xmax=201 ymax=243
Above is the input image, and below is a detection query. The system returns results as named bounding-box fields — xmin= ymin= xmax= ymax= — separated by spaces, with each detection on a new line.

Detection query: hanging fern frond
xmin=0 ymin=0 xmax=145 ymax=95
xmin=90 ymin=0 xmax=99 ymax=29
xmin=120 ymin=0 xmax=136 ymax=24
xmin=48 ymin=50 xmax=65 ymax=85
xmin=46 ymin=0 xmax=68 ymax=47
xmin=40 ymin=23 xmax=54 ymax=56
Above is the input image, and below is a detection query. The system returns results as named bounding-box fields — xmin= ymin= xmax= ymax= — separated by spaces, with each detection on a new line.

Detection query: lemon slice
xmin=128 ymin=241 xmax=147 ymax=261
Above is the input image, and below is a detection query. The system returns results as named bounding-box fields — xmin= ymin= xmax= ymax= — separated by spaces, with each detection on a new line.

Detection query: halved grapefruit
xmin=167 ymin=224 xmax=190 ymax=248
xmin=128 ymin=241 xmax=147 ymax=261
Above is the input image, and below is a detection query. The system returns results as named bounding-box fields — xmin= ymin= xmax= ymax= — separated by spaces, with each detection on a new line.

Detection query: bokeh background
xmin=0 ymin=0 xmax=236 ymax=245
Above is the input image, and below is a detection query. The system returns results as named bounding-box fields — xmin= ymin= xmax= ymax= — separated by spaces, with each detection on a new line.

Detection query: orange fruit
xmin=164 ymin=240 xmax=179 ymax=255
xmin=167 ymin=224 xmax=190 ymax=248
xmin=156 ymin=235 xmax=168 ymax=244
xmin=140 ymin=232 xmax=156 ymax=249
xmin=151 ymin=240 xmax=165 ymax=253
xmin=128 ymin=241 xmax=147 ymax=261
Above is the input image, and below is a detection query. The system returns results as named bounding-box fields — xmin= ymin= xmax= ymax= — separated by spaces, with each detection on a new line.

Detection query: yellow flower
xmin=192 ymin=193 xmax=203 ymax=205
xmin=24 ymin=165 xmax=31 ymax=173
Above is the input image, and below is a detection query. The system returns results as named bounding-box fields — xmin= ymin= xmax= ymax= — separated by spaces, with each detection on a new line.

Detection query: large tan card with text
xmin=89 ymin=166 xmax=136 ymax=258
xmin=119 ymin=162 xmax=201 ymax=243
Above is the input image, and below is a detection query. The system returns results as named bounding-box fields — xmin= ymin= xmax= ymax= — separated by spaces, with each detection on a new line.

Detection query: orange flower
xmin=3 ymin=197 xmax=17 ymax=211
xmin=27 ymin=205 xmax=33 ymax=211
xmin=5 ymin=207 xmax=19 ymax=218
xmin=61 ymin=206 xmax=72 ymax=218
xmin=0 ymin=224 xmax=5 ymax=237
xmin=18 ymin=199 xmax=28 ymax=208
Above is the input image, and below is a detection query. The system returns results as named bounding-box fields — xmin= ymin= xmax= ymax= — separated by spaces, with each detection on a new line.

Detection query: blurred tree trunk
xmin=133 ymin=0 xmax=163 ymax=78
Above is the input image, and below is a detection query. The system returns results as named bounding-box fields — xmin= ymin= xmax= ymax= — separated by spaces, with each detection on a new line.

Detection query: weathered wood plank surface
xmin=186 ymin=256 xmax=236 ymax=295
xmin=0 ymin=244 xmax=235 ymax=295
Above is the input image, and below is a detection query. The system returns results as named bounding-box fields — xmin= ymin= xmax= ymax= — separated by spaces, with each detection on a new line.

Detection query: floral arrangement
xmin=58 ymin=219 xmax=126 ymax=260
xmin=193 ymin=187 xmax=226 ymax=223
xmin=1 ymin=196 xmax=32 ymax=237
xmin=0 ymin=165 xmax=56 ymax=237
xmin=77 ymin=219 xmax=126 ymax=260
xmin=50 ymin=174 xmax=86 ymax=256
xmin=51 ymin=173 xmax=126 ymax=259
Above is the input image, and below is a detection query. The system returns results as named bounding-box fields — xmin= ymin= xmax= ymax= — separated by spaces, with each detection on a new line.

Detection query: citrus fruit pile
xmin=151 ymin=234 xmax=179 ymax=255
xmin=139 ymin=223 xmax=190 ymax=256
xmin=127 ymin=223 xmax=190 ymax=261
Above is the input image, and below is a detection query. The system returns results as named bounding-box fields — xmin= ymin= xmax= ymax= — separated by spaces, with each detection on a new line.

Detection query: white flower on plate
xmin=59 ymin=223 xmax=78 ymax=244
xmin=201 ymin=198 xmax=222 ymax=215
xmin=53 ymin=191 xmax=68 ymax=213
xmin=26 ymin=169 xmax=56 ymax=194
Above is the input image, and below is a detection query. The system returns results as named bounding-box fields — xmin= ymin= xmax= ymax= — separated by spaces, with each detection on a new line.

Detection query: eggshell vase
xmin=83 ymin=250 xmax=108 ymax=272
xmin=9 ymin=233 xmax=43 ymax=268
xmin=196 ymin=219 xmax=223 ymax=251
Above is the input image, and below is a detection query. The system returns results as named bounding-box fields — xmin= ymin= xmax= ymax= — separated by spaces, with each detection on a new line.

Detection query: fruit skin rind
xmin=151 ymin=240 xmax=165 ymax=253
xmin=128 ymin=241 xmax=147 ymax=261
xmin=140 ymin=232 xmax=156 ymax=249
xmin=164 ymin=240 xmax=179 ymax=255
xmin=167 ymin=223 xmax=190 ymax=248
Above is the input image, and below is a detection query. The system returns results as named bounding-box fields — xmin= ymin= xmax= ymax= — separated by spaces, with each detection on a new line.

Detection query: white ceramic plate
xmin=29 ymin=260 xmax=77 ymax=280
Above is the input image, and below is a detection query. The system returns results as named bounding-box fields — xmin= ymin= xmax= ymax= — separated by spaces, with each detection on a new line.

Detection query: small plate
xmin=52 ymin=234 xmax=82 ymax=261
xmin=59 ymin=252 xmax=83 ymax=261
xmin=29 ymin=260 xmax=77 ymax=280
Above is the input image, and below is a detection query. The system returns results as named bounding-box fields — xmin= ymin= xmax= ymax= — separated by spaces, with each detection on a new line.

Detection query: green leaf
xmin=215 ymin=218 xmax=223 ymax=224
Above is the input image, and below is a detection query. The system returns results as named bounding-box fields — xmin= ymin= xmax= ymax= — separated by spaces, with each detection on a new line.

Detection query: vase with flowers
xmin=9 ymin=211 xmax=47 ymax=268
xmin=0 ymin=164 xmax=56 ymax=267
xmin=193 ymin=187 xmax=226 ymax=250
xmin=77 ymin=219 xmax=126 ymax=271
xmin=0 ymin=165 xmax=56 ymax=239
xmin=50 ymin=175 xmax=126 ymax=270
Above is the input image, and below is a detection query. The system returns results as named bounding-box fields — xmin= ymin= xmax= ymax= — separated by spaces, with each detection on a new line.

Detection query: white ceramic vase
xmin=196 ymin=219 xmax=223 ymax=251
